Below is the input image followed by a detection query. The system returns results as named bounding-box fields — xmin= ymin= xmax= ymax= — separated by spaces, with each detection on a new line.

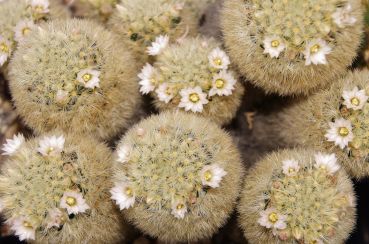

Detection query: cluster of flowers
xmin=110 ymin=140 xmax=227 ymax=219
xmin=259 ymin=2 xmax=356 ymax=65
xmin=0 ymin=0 xmax=51 ymax=66
xmin=139 ymin=37 xmax=236 ymax=113
xmin=258 ymin=153 xmax=353 ymax=243
xmin=325 ymin=86 xmax=369 ymax=155
xmin=1 ymin=134 xmax=90 ymax=241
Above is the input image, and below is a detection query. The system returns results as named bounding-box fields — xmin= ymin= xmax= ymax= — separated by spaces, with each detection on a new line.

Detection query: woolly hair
xmin=0 ymin=133 xmax=127 ymax=243
xmin=239 ymin=148 xmax=356 ymax=244
xmin=277 ymin=70 xmax=369 ymax=179
xmin=108 ymin=0 xmax=197 ymax=63
xmin=68 ymin=0 xmax=117 ymax=22
xmin=144 ymin=37 xmax=244 ymax=125
xmin=9 ymin=19 xmax=141 ymax=140
xmin=0 ymin=0 xmax=69 ymax=76
xmin=221 ymin=0 xmax=363 ymax=95
xmin=111 ymin=111 xmax=244 ymax=242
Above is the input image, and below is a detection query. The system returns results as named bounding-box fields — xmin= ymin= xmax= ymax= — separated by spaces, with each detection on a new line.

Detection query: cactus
xmin=110 ymin=111 xmax=244 ymax=242
xmin=239 ymin=149 xmax=356 ymax=244
xmin=221 ymin=0 xmax=363 ymax=95
xmin=0 ymin=0 xmax=69 ymax=76
xmin=138 ymin=37 xmax=244 ymax=125
xmin=9 ymin=19 xmax=141 ymax=140
xmin=277 ymin=70 xmax=369 ymax=179
xmin=0 ymin=133 xmax=127 ymax=243
xmin=108 ymin=0 xmax=197 ymax=63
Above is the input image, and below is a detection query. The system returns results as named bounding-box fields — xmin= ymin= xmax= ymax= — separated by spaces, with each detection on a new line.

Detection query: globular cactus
xmin=239 ymin=149 xmax=356 ymax=244
xmin=108 ymin=0 xmax=197 ymax=63
xmin=138 ymin=37 xmax=244 ymax=125
xmin=0 ymin=133 xmax=127 ymax=243
xmin=110 ymin=111 xmax=244 ymax=242
xmin=221 ymin=0 xmax=363 ymax=95
xmin=0 ymin=0 xmax=69 ymax=75
xmin=277 ymin=70 xmax=369 ymax=179
xmin=65 ymin=0 xmax=117 ymax=22
xmin=9 ymin=19 xmax=141 ymax=140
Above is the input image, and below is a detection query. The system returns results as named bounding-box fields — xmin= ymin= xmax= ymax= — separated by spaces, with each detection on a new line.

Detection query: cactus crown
xmin=257 ymin=153 xmax=353 ymax=243
xmin=112 ymin=112 xmax=229 ymax=219
xmin=139 ymin=37 xmax=240 ymax=115
xmin=250 ymin=0 xmax=356 ymax=62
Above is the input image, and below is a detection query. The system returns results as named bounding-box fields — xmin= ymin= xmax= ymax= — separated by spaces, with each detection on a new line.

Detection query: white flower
xmin=46 ymin=208 xmax=64 ymax=230
xmin=209 ymin=70 xmax=237 ymax=97
xmin=258 ymin=208 xmax=287 ymax=231
xmin=263 ymin=35 xmax=286 ymax=58
xmin=29 ymin=0 xmax=50 ymax=14
xmin=2 ymin=134 xmax=25 ymax=156
xmin=325 ymin=118 xmax=354 ymax=149
xmin=342 ymin=86 xmax=369 ymax=111
xmin=178 ymin=86 xmax=209 ymax=113
xmin=147 ymin=35 xmax=169 ymax=56
xmin=37 ymin=135 xmax=65 ymax=157
xmin=171 ymin=200 xmax=187 ymax=219
xmin=332 ymin=4 xmax=357 ymax=28
xmin=14 ymin=19 xmax=35 ymax=42
xmin=282 ymin=159 xmax=300 ymax=176
xmin=77 ymin=68 xmax=101 ymax=89
xmin=314 ymin=152 xmax=341 ymax=175
xmin=303 ymin=39 xmax=332 ymax=66
xmin=60 ymin=191 xmax=90 ymax=215
xmin=116 ymin=145 xmax=131 ymax=163
xmin=156 ymin=83 xmax=174 ymax=103
xmin=110 ymin=182 xmax=135 ymax=210
xmin=138 ymin=63 xmax=157 ymax=94
xmin=9 ymin=216 xmax=36 ymax=241
xmin=208 ymin=47 xmax=230 ymax=70
xmin=200 ymin=164 xmax=227 ymax=188
xmin=0 ymin=36 xmax=11 ymax=66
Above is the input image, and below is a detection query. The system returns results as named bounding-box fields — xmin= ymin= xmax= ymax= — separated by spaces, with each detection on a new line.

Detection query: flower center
xmin=215 ymin=79 xmax=225 ymax=89
xmin=34 ymin=5 xmax=44 ymax=12
xmin=0 ymin=43 xmax=8 ymax=52
xmin=125 ymin=187 xmax=133 ymax=197
xmin=66 ymin=196 xmax=77 ymax=206
xmin=176 ymin=203 xmax=184 ymax=210
xmin=268 ymin=212 xmax=279 ymax=223
xmin=189 ymin=93 xmax=200 ymax=103
xmin=310 ymin=44 xmax=320 ymax=54
xmin=82 ymin=73 xmax=92 ymax=82
xmin=288 ymin=168 xmax=295 ymax=173
xmin=351 ymin=97 xmax=360 ymax=106
xmin=23 ymin=221 xmax=33 ymax=228
xmin=22 ymin=27 xmax=31 ymax=36
xmin=204 ymin=170 xmax=212 ymax=181
xmin=338 ymin=127 xmax=349 ymax=137
xmin=271 ymin=40 xmax=280 ymax=48
xmin=214 ymin=58 xmax=222 ymax=66
xmin=47 ymin=147 xmax=54 ymax=154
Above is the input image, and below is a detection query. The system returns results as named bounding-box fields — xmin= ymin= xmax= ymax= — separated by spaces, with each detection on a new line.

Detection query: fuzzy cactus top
xmin=138 ymin=37 xmax=244 ymax=125
xmin=278 ymin=70 xmax=369 ymax=179
xmin=110 ymin=111 xmax=244 ymax=242
xmin=108 ymin=0 xmax=197 ymax=63
xmin=0 ymin=133 xmax=126 ymax=243
xmin=239 ymin=149 xmax=356 ymax=244
xmin=222 ymin=0 xmax=363 ymax=95
xmin=9 ymin=19 xmax=141 ymax=140
xmin=0 ymin=0 xmax=69 ymax=72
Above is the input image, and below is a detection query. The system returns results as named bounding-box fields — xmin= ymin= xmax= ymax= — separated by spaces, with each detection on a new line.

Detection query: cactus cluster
xmin=108 ymin=0 xmax=197 ymax=63
xmin=278 ymin=70 xmax=369 ymax=178
xmin=222 ymin=0 xmax=363 ymax=95
xmin=0 ymin=133 xmax=126 ymax=243
xmin=9 ymin=19 xmax=141 ymax=140
xmin=0 ymin=0 xmax=68 ymax=74
xmin=110 ymin=111 xmax=244 ymax=242
xmin=239 ymin=149 xmax=356 ymax=244
xmin=138 ymin=37 xmax=244 ymax=125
